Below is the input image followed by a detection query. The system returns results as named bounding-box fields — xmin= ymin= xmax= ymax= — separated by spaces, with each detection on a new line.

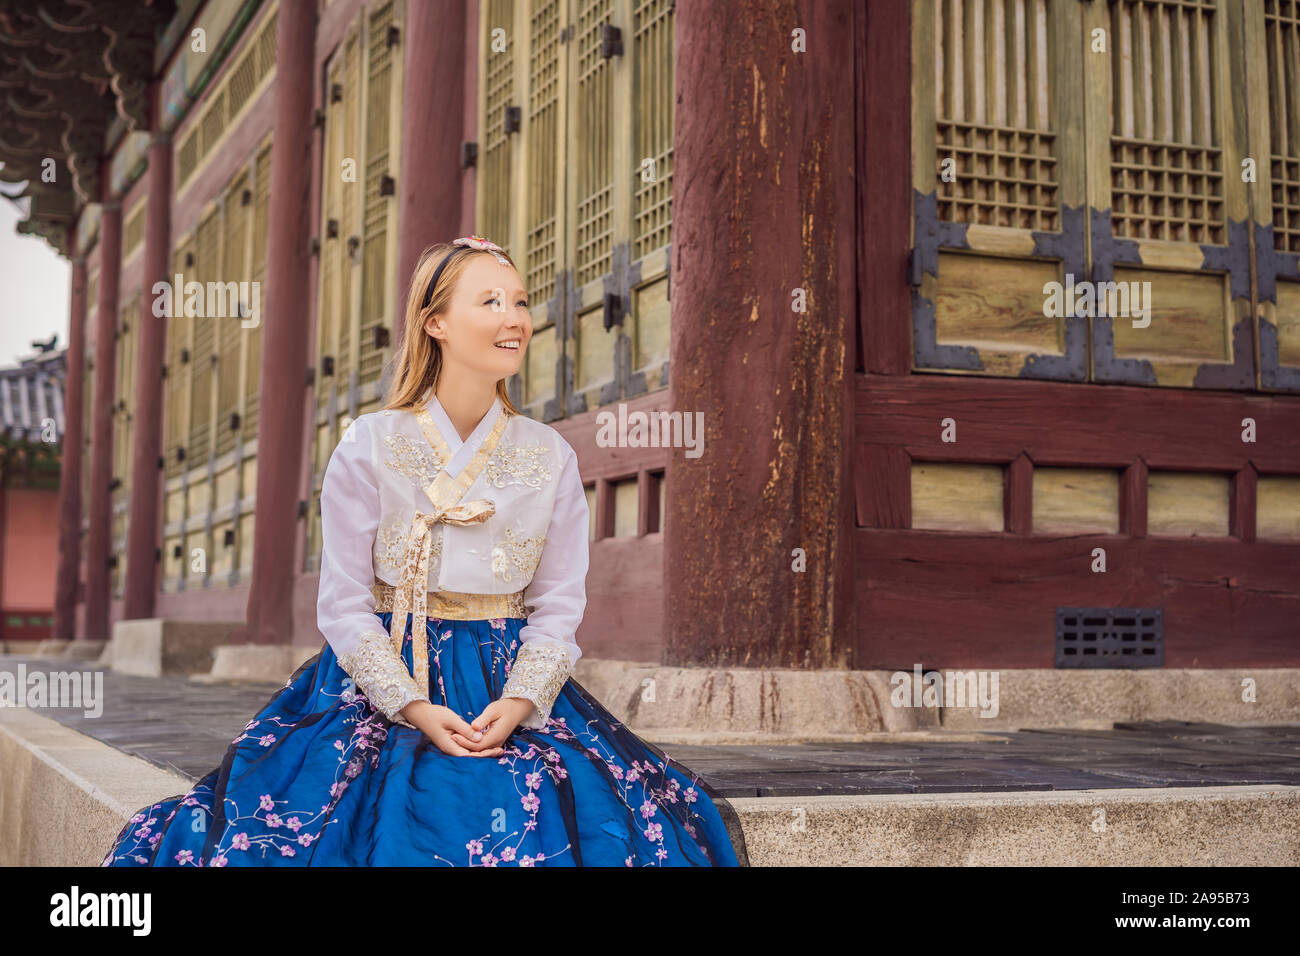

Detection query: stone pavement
xmin=667 ymin=723 xmax=1300 ymax=796
xmin=6 ymin=654 xmax=1300 ymax=796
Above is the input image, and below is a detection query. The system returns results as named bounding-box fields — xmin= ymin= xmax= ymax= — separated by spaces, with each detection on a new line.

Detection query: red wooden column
xmin=85 ymin=199 xmax=122 ymax=642
xmin=123 ymin=122 xmax=172 ymax=620
xmin=664 ymin=1 xmax=859 ymax=668
xmin=238 ymin=0 xmax=318 ymax=645
xmin=52 ymin=256 xmax=89 ymax=641
xmin=393 ymin=0 xmax=469 ymax=347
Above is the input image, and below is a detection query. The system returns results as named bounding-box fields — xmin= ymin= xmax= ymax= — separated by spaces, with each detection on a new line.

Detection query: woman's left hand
xmin=451 ymin=697 xmax=534 ymax=754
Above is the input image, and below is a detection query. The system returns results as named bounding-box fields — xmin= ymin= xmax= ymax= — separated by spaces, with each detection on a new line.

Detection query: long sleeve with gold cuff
xmin=317 ymin=415 xmax=430 ymax=728
xmin=500 ymin=446 xmax=589 ymax=729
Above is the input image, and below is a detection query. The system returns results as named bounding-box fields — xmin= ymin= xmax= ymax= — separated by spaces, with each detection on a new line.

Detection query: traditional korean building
xmin=0 ymin=346 xmax=64 ymax=643
xmin=1 ymin=0 xmax=1297 ymax=730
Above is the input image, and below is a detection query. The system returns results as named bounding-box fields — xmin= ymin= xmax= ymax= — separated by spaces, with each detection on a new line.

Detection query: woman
xmin=102 ymin=236 xmax=747 ymax=867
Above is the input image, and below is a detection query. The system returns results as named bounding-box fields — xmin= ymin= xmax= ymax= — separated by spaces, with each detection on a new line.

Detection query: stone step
xmin=3 ymin=704 xmax=1295 ymax=865
xmin=729 ymin=785 xmax=1300 ymax=865
xmin=5 ymin=654 xmax=1300 ymax=866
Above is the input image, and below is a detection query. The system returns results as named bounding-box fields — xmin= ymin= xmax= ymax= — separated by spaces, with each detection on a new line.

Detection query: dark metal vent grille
xmin=1055 ymin=607 xmax=1163 ymax=668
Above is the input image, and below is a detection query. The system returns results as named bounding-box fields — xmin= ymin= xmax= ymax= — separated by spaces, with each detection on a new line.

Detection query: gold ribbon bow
xmin=388 ymin=470 xmax=496 ymax=699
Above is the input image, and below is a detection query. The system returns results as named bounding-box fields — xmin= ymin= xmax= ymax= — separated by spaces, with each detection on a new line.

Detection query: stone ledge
xmin=199 ymin=643 xmax=322 ymax=683
xmin=0 ymin=706 xmax=193 ymax=867
xmin=932 ymin=667 xmax=1300 ymax=730
xmin=106 ymin=619 xmax=242 ymax=677
xmin=573 ymin=661 xmax=1300 ymax=740
xmin=30 ymin=640 xmax=107 ymax=660
xmin=571 ymin=660 xmax=939 ymax=740
xmin=729 ymin=785 xmax=1300 ymax=865
xmin=2 ymin=705 xmax=1295 ymax=866
xmin=5 ymin=640 xmax=47 ymax=655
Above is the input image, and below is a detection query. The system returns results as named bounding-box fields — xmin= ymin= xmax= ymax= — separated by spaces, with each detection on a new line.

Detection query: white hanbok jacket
xmin=316 ymin=389 xmax=589 ymax=731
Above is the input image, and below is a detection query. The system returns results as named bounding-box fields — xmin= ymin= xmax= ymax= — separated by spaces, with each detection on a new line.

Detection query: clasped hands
xmin=400 ymin=697 xmax=536 ymax=757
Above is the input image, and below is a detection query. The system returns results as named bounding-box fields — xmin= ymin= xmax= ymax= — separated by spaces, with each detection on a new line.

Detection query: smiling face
xmin=424 ymin=254 xmax=532 ymax=381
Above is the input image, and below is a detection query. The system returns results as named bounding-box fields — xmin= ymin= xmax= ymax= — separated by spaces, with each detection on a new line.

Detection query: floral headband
xmin=420 ymin=235 xmax=509 ymax=311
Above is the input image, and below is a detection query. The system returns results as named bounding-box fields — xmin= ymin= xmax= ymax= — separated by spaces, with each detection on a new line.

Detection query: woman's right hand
xmin=404 ymin=701 xmax=504 ymax=757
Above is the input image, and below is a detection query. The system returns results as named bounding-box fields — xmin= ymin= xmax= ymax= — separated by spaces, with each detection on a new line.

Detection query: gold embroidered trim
xmin=336 ymin=627 xmax=429 ymax=728
xmin=484 ymin=435 xmax=555 ymax=490
xmin=372 ymin=581 xmax=527 ymax=620
xmin=414 ymin=403 xmax=512 ymax=512
xmin=491 ymin=527 xmax=546 ymax=586
xmin=382 ymin=433 xmax=443 ymax=487
xmin=501 ymin=642 xmax=572 ymax=729
xmin=413 ymin=405 xmax=454 ymax=465
xmin=375 ymin=519 xmax=424 ymax=575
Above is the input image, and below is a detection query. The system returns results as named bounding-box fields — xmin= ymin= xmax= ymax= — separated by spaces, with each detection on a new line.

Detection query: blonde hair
xmin=383 ymin=242 xmax=524 ymax=413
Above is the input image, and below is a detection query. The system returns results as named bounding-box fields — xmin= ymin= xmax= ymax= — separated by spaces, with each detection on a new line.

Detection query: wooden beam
xmin=855 ymin=528 xmax=1300 ymax=668
xmin=857 ymin=374 xmax=1300 ymax=473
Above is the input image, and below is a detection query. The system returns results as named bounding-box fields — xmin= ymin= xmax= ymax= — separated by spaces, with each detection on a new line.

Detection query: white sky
xmin=0 ymin=187 xmax=72 ymax=369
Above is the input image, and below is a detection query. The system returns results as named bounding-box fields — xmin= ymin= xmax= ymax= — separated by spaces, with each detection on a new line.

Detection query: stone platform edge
xmin=8 ymin=641 xmax=1300 ymax=736
xmin=0 ymin=706 xmax=193 ymax=868
xmin=2 ymin=704 xmax=1298 ymax=866
xmin=570 ymin=661 xmax=1300 ymax=736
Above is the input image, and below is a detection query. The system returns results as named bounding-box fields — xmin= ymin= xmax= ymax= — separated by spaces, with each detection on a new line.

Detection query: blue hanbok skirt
xmin=101 ymin=611 xmax=746 ymax=866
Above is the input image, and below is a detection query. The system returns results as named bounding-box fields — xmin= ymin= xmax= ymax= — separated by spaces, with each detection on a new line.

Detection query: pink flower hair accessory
xmin=421 ymin=235 xmax=510 ymax=309
xmin=453 ymin=235 xmax=508 ymax=258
